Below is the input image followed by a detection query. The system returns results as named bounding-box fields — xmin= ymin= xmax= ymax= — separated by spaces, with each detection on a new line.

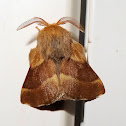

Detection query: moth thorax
xmin=37 ymin=25 xmax=72 ymax=62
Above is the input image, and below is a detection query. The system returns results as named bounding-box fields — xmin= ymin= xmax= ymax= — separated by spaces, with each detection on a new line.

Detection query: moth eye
xmin=59 ymin=56 xmax=64 ymax=60
xmin=17 ymin=17 xmax=48 ymax=31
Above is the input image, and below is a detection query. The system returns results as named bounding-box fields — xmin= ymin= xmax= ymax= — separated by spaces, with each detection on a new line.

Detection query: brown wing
xmin=60 ymin=42 xmax=105 ymax=100
xmin=21 ymin=46 xmax=60 ymax=107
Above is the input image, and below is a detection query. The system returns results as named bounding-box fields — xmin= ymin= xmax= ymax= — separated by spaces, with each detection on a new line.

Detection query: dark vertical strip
xmin=74 ymin=0 xmax=87 ymax=126
xmin=79 ymin=0 xmax=86 ymax=46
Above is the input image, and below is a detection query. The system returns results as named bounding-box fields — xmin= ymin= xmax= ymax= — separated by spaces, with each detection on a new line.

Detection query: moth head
xmin=17 ymin=17 xmax=84 ymax=32
xmin=17 ymin=17 xmax=84 ymax=60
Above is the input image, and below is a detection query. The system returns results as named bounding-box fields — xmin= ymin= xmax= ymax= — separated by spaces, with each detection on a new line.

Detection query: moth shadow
xmin=26 ymin=33 xmax=37 ymax=45
xmin=36 ymin=100 xmax=76 ymax=115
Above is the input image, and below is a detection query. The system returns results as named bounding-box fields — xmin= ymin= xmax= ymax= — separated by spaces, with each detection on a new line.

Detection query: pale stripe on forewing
xmin=21 ymin=74 xmax=58 ymax=92
xmin=60 ymin=73 xmax=101 ymax=84
xmin=60 ymin=73 xmax=104 ymax=97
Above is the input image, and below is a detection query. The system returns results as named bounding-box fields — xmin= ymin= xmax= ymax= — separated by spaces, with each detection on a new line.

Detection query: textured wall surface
xmin=85 ymin=0 xmax=126 ymax=126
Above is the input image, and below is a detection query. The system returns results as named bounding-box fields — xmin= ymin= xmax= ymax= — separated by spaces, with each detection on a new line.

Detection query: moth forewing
xmin=18 ymin=17 xmax=105 ymax=108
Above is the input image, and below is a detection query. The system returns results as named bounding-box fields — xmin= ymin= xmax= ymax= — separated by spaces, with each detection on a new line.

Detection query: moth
xmin=17 ymin=17 xmax=105 ymax=108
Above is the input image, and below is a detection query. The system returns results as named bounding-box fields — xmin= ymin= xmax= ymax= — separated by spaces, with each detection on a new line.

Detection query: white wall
xmin=85 ymin=0 xmax=126 ymax=126
xmin=0 ymin=0 xmax=81 ymax=126
xmin=1 ymin=0 xmax=126 ymax=126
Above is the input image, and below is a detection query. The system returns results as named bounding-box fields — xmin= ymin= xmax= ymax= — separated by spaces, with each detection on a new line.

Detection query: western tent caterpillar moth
xmin=17 ymin=17 xmax=105 ymax=108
